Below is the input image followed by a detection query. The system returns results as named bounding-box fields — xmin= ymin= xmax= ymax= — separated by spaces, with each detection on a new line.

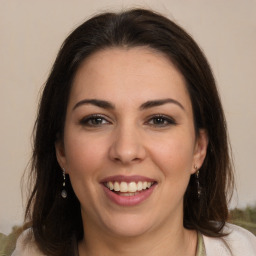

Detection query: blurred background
xmin=0 ymin=0 xmax=255 ymax=236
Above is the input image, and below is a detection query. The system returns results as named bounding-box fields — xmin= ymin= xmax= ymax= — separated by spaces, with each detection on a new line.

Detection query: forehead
xmin=69 ymin=47 xmax=191 ymax=109
xmin=75 ymin=47 xmax=182 ymax=82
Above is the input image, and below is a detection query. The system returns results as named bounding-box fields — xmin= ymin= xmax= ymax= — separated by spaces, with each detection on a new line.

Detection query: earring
xmin=61 ymin=168 xmax=67 ymax=199
xmin=194 ymin=165 xmax=202 ymax=199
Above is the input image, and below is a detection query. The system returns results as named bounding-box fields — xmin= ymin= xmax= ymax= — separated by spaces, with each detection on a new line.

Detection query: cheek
xmin=63 ymin=133 xmax=107 ymax=206
xmin=149 ymin=133 xmax=195 ymax=177
xmin=64 ymin=132 xmax=107 ymax=176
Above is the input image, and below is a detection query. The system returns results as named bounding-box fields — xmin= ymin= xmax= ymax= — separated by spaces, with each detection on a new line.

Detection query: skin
xmin=56 ymin=47 xmax=208 ymax=256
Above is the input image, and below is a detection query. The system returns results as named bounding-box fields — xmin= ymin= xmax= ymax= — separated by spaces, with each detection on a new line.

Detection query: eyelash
xmin=79 ymin=114 xmax=177 ymax=128
xmin=79 ymin=114 xmax=111 ymax=127
xmin=146 ymin=114 xmax=177 ymax=127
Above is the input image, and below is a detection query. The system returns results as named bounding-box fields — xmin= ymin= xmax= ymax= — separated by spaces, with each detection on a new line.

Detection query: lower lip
xmin=102 ymin=184 xmax=156 ymax=206
xmin=102 ymin=185 xmax=156 ymax=206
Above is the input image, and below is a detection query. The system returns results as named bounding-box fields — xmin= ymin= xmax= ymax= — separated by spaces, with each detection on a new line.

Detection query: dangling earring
xmin=194 ymin=165 xmax=202 ymax=199
xmin=61 ymin=168 xmax=67 ymax=199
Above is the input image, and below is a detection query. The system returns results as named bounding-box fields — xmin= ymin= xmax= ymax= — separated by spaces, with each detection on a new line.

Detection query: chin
xmin=101 ymin=213 xmax=154 ymax=238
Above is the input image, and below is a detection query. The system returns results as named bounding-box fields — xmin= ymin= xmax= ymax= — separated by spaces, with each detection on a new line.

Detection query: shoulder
xmin=203 ymin=223 xmax=256 ymax=256
xmin=11 ymin=229 xmax=45 ymax=256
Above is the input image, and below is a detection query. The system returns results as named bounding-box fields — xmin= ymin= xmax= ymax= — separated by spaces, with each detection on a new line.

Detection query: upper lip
xmin=100 ymin=175 xmax=156 ymax=183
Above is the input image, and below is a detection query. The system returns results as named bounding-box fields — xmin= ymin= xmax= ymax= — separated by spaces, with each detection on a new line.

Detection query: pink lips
xmin=101 ymin=175 xmax=155 ymax=183
xmin=101 ymin=175 xmax=157 ymax=206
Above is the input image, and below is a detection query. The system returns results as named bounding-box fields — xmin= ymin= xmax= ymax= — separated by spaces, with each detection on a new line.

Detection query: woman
xmin=12 ymin=8 xmax=256 ymax=256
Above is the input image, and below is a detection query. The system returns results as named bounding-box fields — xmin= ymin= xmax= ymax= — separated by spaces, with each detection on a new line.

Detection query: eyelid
xmin=145 ymin=114 xmax=177 ymax=126
xmin=79 ymin=114 xmax=112 ymax=126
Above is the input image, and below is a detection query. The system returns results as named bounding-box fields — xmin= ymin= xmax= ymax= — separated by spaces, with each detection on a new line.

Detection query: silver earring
xmin=194 ymin=165 xmax=202 ymax=198
xmin=61 ymin=168 xmax=67 ymax=198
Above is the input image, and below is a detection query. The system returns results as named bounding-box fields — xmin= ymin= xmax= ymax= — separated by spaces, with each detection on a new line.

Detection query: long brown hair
xmin=25 ymin=8 xmax=234 ymax=255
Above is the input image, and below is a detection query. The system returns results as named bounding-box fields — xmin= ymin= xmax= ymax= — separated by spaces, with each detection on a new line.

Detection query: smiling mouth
xmin=104 ymin=181 xmax=156 ymax=196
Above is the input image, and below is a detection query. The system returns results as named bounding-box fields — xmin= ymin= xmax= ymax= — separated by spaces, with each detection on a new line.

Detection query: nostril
xmin=114 ymin=157 xmax=121 ymax=162
xmin=113 ymin=156 xmax=141 ymax=163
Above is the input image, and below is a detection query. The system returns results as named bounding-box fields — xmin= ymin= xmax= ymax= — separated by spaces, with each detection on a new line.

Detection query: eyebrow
xmin=73 ymin=99 xmax=115 ymax=110
xmin=139 ymin=98 xmax=185 ymax=111
xmin=73 ymin=98 xmax=184 ymax=111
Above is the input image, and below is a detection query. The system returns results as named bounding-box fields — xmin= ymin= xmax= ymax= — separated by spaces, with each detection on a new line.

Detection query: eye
xmin=79 ymin=114 xmax=111 ymax=127
xmin=146 ymin=114 xmax=177 ymax=127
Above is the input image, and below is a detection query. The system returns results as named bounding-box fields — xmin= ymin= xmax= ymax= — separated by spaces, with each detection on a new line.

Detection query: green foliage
xmin=230 ymin=205 xmax=256 ymax=235
xmin=0 ymin=226 xmax=23 ymax=256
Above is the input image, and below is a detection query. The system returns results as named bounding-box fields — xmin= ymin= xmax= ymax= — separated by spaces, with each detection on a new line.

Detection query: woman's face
xmin=56 ymin=47 xmax=208 ymax=238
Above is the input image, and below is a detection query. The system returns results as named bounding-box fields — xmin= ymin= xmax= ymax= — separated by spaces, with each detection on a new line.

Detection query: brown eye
xmin=152 ymin=117 xmax=167 ymax=125
xmin=80 ymin=115 xmax=110 ymax=127
xmin=89 ymin=117 xmax=106 ymax=125
xmin=147 ymin=115 xmax=176 ymax=127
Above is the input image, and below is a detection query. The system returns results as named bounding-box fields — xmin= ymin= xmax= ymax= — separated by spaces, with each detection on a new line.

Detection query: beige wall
xmin=0 ymin=0 xmax=255 ymax=234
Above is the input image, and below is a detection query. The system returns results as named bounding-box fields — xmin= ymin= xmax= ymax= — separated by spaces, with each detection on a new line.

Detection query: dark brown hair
xmin=25 ymin=8 xmax=234 ymax=255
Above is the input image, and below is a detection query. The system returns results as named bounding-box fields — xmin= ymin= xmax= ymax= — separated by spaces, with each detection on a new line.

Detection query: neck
xmin=78 ymin=215 xmax=197 ymax=256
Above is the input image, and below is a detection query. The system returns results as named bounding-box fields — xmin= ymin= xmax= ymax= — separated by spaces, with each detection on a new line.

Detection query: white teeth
xmin=137 ymin=181 xmax=143 ymax=191
xmin=128 ymin=182 xmax=137 ymax=192
xmin=113 ymin=181 xmax=120 ymax=191
xmin=122 ymin=192 xmax=138 ymax=197
xmin=105 ymin=181 xmax=154 ymax=193
xmin=120 ymin=182 xmax=128 ymax=192
xmin=109 ymin=181 xmax=114 ymax=190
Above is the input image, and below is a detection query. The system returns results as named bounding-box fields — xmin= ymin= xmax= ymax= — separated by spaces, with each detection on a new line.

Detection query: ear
xmin=55 ymin=139 xmax=68 ymax=173
xmin=192 ymin=129 xmax=209 ymax=173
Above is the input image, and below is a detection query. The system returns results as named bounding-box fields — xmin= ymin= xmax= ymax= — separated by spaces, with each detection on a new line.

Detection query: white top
xmin=12 ymin=223 xmax=256 ymax=256
xmin=203 ymin=223 xmax=256 ymax=256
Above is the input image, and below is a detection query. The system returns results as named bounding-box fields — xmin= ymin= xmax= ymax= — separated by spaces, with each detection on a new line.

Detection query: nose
xmin=108 ymin=124 xmax=146 ymax=165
